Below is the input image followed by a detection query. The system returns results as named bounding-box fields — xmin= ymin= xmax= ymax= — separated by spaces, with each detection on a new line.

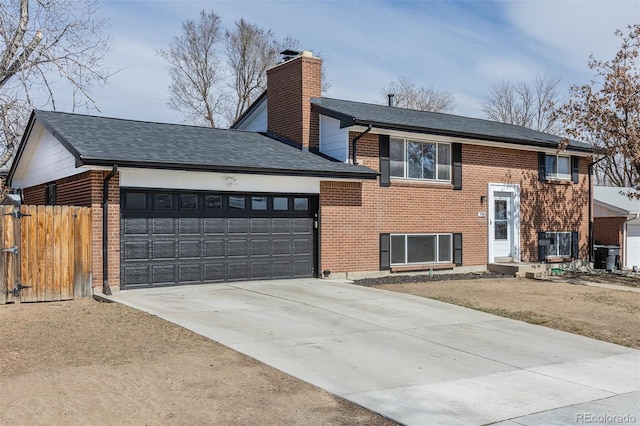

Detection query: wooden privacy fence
xmin=0 ymin=205 xmax=92 ymax=304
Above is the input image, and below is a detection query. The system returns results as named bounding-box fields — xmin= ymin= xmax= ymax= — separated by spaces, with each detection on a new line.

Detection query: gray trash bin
xmin=605 ymin=246 xmax=620 ymax=271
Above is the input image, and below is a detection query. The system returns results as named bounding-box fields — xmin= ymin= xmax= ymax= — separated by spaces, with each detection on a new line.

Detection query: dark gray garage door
xmin=120 ymin=190 xmax=317 ymax=289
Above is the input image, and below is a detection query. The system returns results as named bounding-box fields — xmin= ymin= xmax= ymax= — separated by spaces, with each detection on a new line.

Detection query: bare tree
xmin=380 ymin=77 xmax=455 ymax=112
xmin=556 ymin=24 xmax=640 ymax=193
xmin=161 ymin=12 xmax=305 ymax=127
xmin=0 ymin=0 xmax=112 ymax=166
xmin=225 ymin=19 xmax=281 ymax=122
xmin=481 ymin=75 xmax=560 ymax=133
xmin=158 ymin=10 xmax=227 ymax=128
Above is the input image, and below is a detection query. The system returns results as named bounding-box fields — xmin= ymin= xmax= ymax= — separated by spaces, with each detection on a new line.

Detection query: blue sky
xmin=83 ymin=0 xmax=639 ymax=125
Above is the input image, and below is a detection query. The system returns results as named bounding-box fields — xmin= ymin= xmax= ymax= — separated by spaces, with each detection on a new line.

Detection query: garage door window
xmin=252 ymin=197 xmax=267 ymax=210
xmin=122 ymin=191 xmax=316 ymax=218
xmin=154 ymin=193 xmax=173 ymax=209
xmin=125 ymin=192 xmax=147 ymax=209
xmin=273 ymin=197 xmax=288 ymax=210
xmin=204 ymin=195 xmax=223 ymax=210
xmin=180 ymin=194 xmax=198 ymax=209
xmin=294 ymin=197 xmax=309 ymax=211
xmin=229 ymin=196 xmax=246 ymax=210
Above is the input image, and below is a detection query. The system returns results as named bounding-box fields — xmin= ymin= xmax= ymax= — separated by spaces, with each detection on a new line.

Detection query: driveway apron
xmin=105 ymin=279 xmax=640 ymax=425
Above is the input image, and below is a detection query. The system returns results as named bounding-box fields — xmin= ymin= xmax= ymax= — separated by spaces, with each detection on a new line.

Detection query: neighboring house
xmin=8 ymin=51 xmax=592 ymax=292
xmin=593 ymin=186 xmax=640 ymax=270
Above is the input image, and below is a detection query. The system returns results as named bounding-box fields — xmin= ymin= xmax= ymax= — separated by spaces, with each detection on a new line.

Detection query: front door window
xmin=494 ymin=199 xmax=508 ymax=240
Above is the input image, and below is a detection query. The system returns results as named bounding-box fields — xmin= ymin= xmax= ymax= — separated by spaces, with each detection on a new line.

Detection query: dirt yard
xmin=0 ymin=273 xmax=638 ymax=425
xmin=0 ymin=299 xmax=394 ymax=426
xmin=369 ymin=275 xmax=640 ymax=349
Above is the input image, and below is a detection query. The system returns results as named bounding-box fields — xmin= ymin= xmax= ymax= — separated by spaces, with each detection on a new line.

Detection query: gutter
xmin=351 ymin=124 xmax=372 ymax=165
xmin=588 ymin=156 xmax=609 ymax=263
xmin=102 ymin=165 xmax=118 ymax=295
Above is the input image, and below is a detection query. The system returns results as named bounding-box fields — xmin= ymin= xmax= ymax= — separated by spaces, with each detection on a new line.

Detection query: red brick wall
xmin=593 ymin=216 xmax=625 ymax=246
xmin=21 ymin=170 xmax=121 ymax=291
xmin=266 ymin=54 xmax=321 ymax=150
xmin=319 ymin=133 xmax=590 ymax=274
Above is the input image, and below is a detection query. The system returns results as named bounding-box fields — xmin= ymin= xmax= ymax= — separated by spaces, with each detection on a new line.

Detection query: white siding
xmin=11 ymin=121 xmax=81 ymax=189
xmin=120 ymin=168 xmax=321 ymax=194
xmin=594 ymin=204 xmax=625 ymax=217
xmin=320 ymin=115 xmax=348 ymax=162
xmin=235 ymin=100 xmax=267 ymax=132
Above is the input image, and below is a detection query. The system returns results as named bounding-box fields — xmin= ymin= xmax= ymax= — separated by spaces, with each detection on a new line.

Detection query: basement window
xmin=390 ymin=234 xmax=452 ymax=265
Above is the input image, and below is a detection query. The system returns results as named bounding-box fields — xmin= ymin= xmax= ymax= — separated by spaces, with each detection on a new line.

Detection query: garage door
xmin=120 ymin=190 xmax=317 ymax=289
xmin=627 ymin=224 xmax=640 ymax=270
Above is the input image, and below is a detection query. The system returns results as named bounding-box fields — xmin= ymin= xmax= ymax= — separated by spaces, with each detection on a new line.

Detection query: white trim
xmin=487 ymin=183 xmax=521 ymax=263
xmin=119 ymin=168 xmax=322 ymax=194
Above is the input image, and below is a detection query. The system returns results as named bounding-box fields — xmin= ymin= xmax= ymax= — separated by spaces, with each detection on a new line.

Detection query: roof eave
xmin=78 ymin=158 xmax=379 ymax=180
xmin=346 ymin=119 xmax=592 ymax=154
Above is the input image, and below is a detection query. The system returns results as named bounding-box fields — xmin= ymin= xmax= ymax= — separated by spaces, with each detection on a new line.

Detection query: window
xmin=294 ymin=197 xmax=309 ymax=211
xmin=179 ymin=194 xmax=198 ymax=209
xmin=546 ymin=231 xmax=572 ymax=258
xmin=153 ymin=193 xmax=173 ymax=209
xmin=545 ymin=155 xmax=571 ymax=180
xmin=204 ymin=195 xmax=222 ymax=209
xmin=228 ymin=196 xmax=246 ymax=210
xmin=273 ymin=197 xmax=289 ymax=210
xmin=390 ymin=234 xmax=452 ymax=265
xmin=45 ymin=183 xmax=56 ymax=205
xmin=251 ymin=196 xmax=267 ymax=210
xmin=390 ymin=138 xmax=450 ymax=181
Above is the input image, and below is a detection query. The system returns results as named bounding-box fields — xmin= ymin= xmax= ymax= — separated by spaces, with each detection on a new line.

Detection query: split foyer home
xmin=7 ymin=51 xmax=593 ymax=293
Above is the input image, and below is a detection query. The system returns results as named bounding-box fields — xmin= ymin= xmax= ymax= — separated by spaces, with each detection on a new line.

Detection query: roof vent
xmin=388 ymin=94 xmax=395 ymax=107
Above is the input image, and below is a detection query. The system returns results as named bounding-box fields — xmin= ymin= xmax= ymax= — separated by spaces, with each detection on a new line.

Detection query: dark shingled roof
xmin=311 ymin=97 xmax=592 ymax=152
xmin=29 ymin=110 xmax=377 ymax=179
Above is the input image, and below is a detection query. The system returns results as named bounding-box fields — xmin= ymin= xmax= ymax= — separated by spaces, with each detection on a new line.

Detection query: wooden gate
xmin=0 ymin=205 xmax=92 ymax=304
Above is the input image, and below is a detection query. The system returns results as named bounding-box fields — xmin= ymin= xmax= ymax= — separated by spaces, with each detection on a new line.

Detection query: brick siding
xmin=593 ymin=216 xmax=625 ymax=246
xmin=266 ymin=55 xmax=321 ymax=149
xmin=319 ymin=132 xmax=590 ymax=274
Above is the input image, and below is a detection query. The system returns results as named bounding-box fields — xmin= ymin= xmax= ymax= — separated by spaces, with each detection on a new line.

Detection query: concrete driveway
xmin=103 ymin=279 xmax=640 ymax=425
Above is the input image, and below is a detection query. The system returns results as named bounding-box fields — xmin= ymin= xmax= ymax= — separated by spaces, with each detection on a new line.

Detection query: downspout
xmin=588 ymin=155 xmax=609 ymax=263
xmin=623 ymin=213 xmax=640 ymax=269
xmin=351 ymin=124 xmax=372 ymax=165
xmin=102 ymin=165 xmax=118 ymax=295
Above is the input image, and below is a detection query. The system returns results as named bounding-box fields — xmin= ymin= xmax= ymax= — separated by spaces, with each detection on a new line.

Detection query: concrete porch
xmin=488 ymin=262 xmax=573 ymax=277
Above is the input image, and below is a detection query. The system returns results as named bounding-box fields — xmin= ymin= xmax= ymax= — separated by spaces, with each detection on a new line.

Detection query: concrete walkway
xmin=102 ymin=279 xmax=640 ymax=425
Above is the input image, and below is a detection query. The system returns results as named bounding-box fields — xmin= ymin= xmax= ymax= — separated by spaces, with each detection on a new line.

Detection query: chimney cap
xmin=280 ymin=49 xmax=300 ymax=57
xmin=279 ymin=49 xmax=314 ymax=62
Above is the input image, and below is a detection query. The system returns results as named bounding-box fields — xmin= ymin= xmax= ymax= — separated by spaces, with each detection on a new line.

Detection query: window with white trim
xmin=546 ymin=231 xmax=572 ymax=258
xmin=545 ymin=154 xmax=571 ymax=180
xmin=390 ymin=234 xmax=452 ymax=265
xmin=390 ymin=138 xmax=451 ymax=181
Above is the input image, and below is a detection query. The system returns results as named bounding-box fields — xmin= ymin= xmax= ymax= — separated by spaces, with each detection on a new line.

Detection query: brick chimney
xmin=266 ymin=51 xmax=321 ymax=150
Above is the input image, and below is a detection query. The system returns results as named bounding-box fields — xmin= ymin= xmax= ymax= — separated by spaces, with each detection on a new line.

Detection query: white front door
xmin=493 ymin=193 xmax=512 ymax=259
xmin=488 ymin=183 xmax=520 ymax=264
